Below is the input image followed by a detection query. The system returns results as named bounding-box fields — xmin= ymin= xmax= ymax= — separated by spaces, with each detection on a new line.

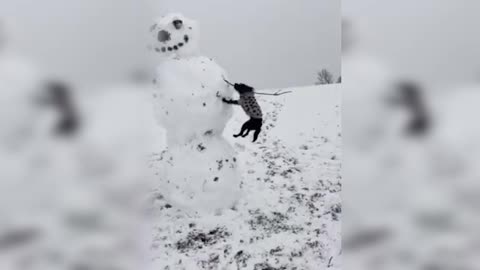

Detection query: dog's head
xmin=150 ymin=13 xmax=199 ymax=58
xmin=233 ymin=83 xmax=255 ymax=94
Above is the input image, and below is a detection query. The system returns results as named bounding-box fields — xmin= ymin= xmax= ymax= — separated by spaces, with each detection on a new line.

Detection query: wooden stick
xmin=222 ymin=76 xmax=292 ymax=96
xmin=254 ymin=90 xmax=292 ymax=96
xmin=222 ymin=76 xmax=235 ymax=87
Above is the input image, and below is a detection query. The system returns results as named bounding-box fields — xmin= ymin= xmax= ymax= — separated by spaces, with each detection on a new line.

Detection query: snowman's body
xmin=151 ymin=14 xmax=240 ymax=213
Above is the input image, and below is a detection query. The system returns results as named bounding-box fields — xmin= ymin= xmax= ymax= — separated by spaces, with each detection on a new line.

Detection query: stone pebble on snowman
xmin=150 ymin=13 xmax=241 ymax=214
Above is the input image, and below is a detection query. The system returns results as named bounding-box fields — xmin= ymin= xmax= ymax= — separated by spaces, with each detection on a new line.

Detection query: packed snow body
xmin=153 ymin=56 xmax=235 ymax=144
xmin=150 ymin=14 xmax=240 ymax=213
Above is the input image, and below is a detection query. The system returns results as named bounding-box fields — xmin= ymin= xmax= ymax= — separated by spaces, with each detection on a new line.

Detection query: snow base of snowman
xmin=158 ymin=136 xmax=240 ymax=214
xmin=153 ymin=56 xmax=241 ymax=214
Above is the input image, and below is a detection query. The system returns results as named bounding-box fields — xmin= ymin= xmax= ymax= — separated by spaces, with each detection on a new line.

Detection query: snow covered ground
xmin=146 ymin=84 xmax=342 ymax=269
xmin=0 ymin=80 xmax=341 ymax=269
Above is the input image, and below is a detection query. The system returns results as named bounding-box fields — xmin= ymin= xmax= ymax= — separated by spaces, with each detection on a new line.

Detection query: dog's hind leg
xmin=234 ymin=122 xmax=248 ymax=138
xmin=252 ymin=129 xmax=261 ymax=142
xmin=242 ymin=129 xmax=252 ymax=137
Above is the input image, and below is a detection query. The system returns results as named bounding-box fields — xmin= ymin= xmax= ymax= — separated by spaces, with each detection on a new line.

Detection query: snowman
xmin=149 ymin=13 xmax=241 ymax=214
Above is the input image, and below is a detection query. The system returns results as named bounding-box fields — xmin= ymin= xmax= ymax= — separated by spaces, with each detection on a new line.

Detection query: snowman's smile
xmin=151 ymin=14 xmax=196 ymax=56
xmin=155 ymin=33 xmax=190 ymax=53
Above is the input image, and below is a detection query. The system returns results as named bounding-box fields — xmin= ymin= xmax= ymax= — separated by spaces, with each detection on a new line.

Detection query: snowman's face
xmin=150 ymin=13 xmax=199 ymax=58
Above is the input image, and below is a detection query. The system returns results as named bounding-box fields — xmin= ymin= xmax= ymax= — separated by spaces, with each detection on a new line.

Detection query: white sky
xmin=0 ymin=0 xmax=340 ymax=89
xmin=152 ymin=0 xmax=341 ymax=89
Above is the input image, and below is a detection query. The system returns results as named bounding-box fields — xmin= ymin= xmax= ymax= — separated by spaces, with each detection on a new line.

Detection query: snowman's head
xmin=150 ymin=13 xmax=199 ymax=58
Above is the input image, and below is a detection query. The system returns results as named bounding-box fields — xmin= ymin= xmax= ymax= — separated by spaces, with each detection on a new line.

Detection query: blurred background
xmin=1 ymin=1 xmax=162 ymax=269
xmin=342 ymin=1 xmax=480 ymax=269
xmin=0 ymin=0 xmax=151 ymax=87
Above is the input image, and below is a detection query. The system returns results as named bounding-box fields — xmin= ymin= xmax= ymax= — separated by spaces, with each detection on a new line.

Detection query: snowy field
xmin=146 ymin=84 xmax=342 ymax=269
xmin=0 ymin=82 xmax=341 ymax=270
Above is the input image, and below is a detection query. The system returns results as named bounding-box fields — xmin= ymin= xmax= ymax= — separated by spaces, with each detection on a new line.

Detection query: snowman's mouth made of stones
xmin=156 ymin=30 xmax=190 ymax=54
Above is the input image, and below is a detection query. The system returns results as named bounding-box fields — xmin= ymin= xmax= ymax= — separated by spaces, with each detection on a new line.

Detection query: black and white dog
xmin=222 ymin=83 xmax=263 ymax=142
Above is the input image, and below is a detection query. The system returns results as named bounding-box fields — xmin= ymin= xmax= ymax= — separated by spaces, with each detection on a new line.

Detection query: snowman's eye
xmin=173 ymin=19 xmax=183 ymax=30
xmin=158 ymin=30 xmax=171 ymax=42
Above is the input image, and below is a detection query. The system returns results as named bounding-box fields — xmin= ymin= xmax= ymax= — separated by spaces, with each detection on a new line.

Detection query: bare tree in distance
xmin=316 ymin=69 xmax=341 ymax=85
xmin=316 ymin=69 xmax=334 ymax=85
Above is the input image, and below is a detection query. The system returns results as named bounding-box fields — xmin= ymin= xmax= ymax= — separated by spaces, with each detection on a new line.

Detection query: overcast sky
xmin=3 ymin=1 xmax=480 ymax=89
xmin=151 ymin=0 xmax=341 ymax=89
xmin=0 ymin=0 xmax=340 ymax=89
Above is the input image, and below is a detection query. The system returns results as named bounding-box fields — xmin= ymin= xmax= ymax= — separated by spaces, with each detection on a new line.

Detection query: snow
xmin=0 ymin=78 xmax=342 ymax=269
xmin=153 ymin=56 xmax=234 ymax=144
xmin=150 ymin=13 xmax=200 ymax=59
xmin=151 ymin=13 xmax=241 ymax=214
xmin=152 ymin=57 xmax=241 ymax=213
xmin=146 ymin=84 xmax=342 ymax=269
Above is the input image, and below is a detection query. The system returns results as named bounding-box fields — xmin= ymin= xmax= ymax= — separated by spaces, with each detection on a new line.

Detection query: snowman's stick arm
xmin=254 ymin=90 xmax=292 ymax=96
xmin=222 ymin=77 xmax=235 ymax=87
xmin=222 ymin=76 xmax=292 ymax=96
